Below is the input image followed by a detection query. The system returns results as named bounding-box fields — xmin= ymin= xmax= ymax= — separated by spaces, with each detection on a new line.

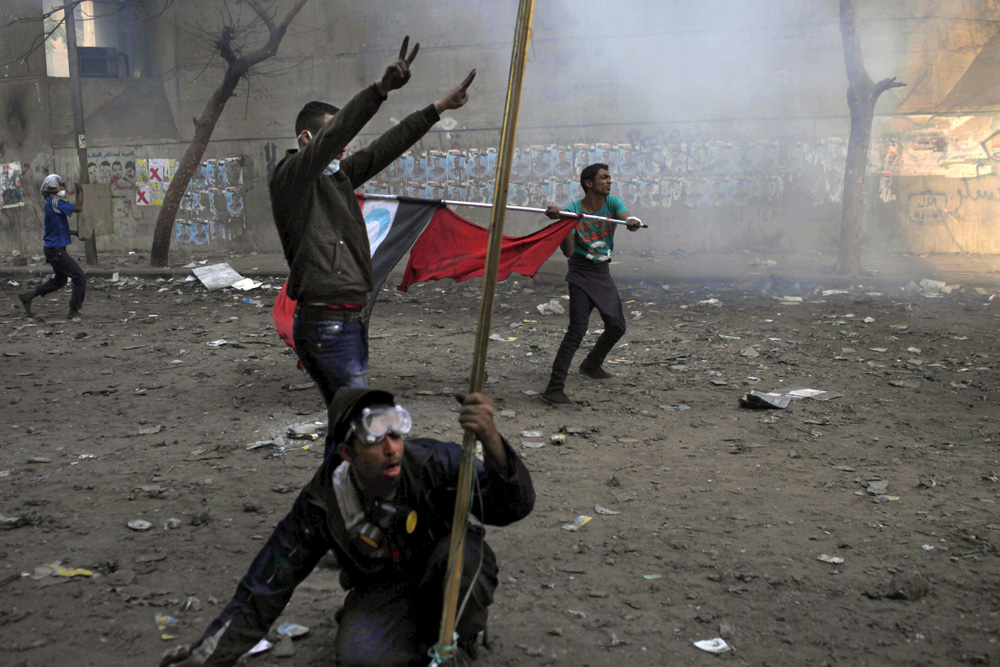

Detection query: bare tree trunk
xmin=837 ymin=0 xmax=905 ymax=274
xmin=149 ymin=0 xmax=308 ymax=267
xmin=149 ymin=69 xmax=243 ymax=266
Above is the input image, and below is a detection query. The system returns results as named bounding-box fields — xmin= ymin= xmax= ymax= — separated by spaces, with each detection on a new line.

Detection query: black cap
xmin=328 ymin=387 xmax=396 ymax=446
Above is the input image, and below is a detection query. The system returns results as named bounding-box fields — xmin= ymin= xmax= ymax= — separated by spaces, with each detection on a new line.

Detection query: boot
xmin=579 ymin=359 xmax=613 ymax=380
xmin=17 ymin=291 xmax=36 ymax=317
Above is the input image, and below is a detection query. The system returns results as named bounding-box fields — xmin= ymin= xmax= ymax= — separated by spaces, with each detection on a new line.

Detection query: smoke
xmin=303 ymin=1 xmax=954 ymax=260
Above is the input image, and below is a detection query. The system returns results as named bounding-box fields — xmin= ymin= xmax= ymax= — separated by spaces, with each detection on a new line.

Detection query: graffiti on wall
xmin=172 ymin=157 xmax=245 ymax=246
xmin=354 ymin=137 xmax=847 ymax=210
xmin=1 ymin=162 xmax=26 ymax=208
xmin=87 ymin=149 xmax=145 ymax=237
xmin=907 ymin=191 xmax=948 ymax=225
xmin=878 ymin=118 xmax=997 ymax=180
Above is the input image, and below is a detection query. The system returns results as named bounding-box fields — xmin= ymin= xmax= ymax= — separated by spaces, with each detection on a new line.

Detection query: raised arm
xmin=277 ymin=37 xmax=420 ymax=197
xmin=343 ymin=69 xmax=476 ymax=187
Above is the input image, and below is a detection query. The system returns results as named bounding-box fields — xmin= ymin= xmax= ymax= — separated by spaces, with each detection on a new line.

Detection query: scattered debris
xmin=865 ymin=480 xmax=889 ymax=496
xmin=561 ymin=515 xmax=592 ymax=531
xmin=740 ymin=390 xmax=790 ymax=409
xmin=277 ymin=622 xmax=310 ymax=638
xmin=693 ymin=638 xmax=731 ymax=654
xmin=537 ymin=299 xmax=565 ymax=316
xmin=155 ymin=613 xmax=179 ymax=640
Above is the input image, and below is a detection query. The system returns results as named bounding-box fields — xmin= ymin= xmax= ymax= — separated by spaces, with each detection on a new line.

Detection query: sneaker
xmin=66 ymin=308 xmax=83 ymax=320
xmin=579 ymin=361 xmax=612 ymax=380
xmin=17 ymin=292 xmax=34 ymax=317
xmin=541 ymin=389 xmax=573 ymax=405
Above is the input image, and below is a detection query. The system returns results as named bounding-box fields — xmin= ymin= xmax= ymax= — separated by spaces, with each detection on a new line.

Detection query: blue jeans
xmin=293 ymin=313 xmax=368 ymax=459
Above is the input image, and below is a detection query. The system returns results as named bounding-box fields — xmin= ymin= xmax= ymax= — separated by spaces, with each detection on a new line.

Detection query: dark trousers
xmin=36 ymin=246 xmax=86 ymax=311
xmin=335 ymin=529 xmax=498 ymax=667
xmin=292 ymin=307 xmax=369 ymax=459
xmin=546 ymin=282 xmax=626 ymax=392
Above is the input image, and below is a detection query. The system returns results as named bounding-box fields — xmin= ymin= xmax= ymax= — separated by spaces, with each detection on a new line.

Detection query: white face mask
xmin=56 ymin=189 xmax=67 ymax=198
xmin=302 ymin=130 xmax=340 ymax=175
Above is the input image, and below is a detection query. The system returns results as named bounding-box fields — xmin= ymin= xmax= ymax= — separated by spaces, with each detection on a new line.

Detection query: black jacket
xmin=269 ymin=84 xmax=440 ymax=304
xmin=186 ymin=438 xmax=535 ymax=666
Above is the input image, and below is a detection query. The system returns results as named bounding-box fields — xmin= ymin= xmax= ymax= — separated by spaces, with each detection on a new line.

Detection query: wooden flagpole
xmin=431 ymin=1 xmax=536 ymax=663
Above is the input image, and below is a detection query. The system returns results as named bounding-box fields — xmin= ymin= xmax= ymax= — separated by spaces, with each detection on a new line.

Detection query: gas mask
xmin=352 ymin=500 xmax=418 ymax=560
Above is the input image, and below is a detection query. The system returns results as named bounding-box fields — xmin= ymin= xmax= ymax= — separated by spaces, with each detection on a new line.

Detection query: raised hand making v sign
xmin=375 ymin=36 xmax=420 ymax=97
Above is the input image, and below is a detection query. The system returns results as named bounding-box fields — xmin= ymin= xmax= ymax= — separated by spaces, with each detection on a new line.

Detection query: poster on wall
xmin=171 ymin=155 xmax=247 ymax=247
xmin=0 ymin=162 xmax=26 ymax=208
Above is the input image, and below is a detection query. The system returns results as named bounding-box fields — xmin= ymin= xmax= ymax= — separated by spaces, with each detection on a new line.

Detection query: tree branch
xmin=873 ymin=76 xmax=907 ymax=96
xmin=0 ymin=15 xmax=65 ymax=68
xmin=2 ymin=0 xmax=172 ymax=68
xmin=240 ymin=0 xmax=308 ymax=66
xmin=4 ymin=0 xmax=85 ymax=26
xmin=244 ymin=0 xmax=276 ymax=34
xmin=217 ymin=26 xmax=237 ymax=65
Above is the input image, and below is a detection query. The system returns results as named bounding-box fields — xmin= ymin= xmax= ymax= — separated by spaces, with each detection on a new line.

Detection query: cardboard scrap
xmin=191 ymin=263 xmax=246 ymax=290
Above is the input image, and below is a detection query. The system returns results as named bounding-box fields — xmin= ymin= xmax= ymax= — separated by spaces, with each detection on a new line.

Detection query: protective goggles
xmin=349 ymin=405 xmax=412 ymax=445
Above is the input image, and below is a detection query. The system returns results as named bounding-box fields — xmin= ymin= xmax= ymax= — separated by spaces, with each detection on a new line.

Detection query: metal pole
xmin=64 ymin=0 xmax=98 ymax=266
xmin=432 ymin=1 xmax=535 ymax=663
xmin=362 ymin=193 xmax=649 ymax=228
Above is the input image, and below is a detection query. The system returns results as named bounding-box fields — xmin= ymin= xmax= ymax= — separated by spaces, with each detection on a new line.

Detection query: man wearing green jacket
xmin=270 ymin=36 xmax=475 ymax=461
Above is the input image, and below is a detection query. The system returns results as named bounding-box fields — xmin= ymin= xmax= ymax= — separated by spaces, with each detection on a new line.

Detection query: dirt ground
xmin=2 ymin=257 xmax=1000 ymax=667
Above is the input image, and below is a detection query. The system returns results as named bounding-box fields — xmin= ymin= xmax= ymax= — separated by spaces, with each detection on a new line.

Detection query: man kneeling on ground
xmin=160 ymin=389 xmax=535 ymax=666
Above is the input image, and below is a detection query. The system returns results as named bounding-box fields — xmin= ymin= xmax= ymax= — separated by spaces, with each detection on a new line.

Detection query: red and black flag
xmin=273 ymin=195 xmax=577 ymax=348
xmin=273 ymin=194 xmax=438 ymax=348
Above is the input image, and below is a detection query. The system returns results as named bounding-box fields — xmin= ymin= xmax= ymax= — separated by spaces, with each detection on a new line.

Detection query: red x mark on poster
xmin=136 ymin=188 xmax=149 ymax=205
xmin=150 ymin=168 xmax=162 ymax=182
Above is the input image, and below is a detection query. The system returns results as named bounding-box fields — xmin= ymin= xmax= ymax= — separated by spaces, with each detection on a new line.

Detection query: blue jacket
xmin=43 ymin=198 xmax=75 ymax=248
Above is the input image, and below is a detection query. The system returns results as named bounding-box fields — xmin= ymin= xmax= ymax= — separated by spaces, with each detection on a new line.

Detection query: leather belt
xmin=294 ymin=304 xmax=368 ymax=323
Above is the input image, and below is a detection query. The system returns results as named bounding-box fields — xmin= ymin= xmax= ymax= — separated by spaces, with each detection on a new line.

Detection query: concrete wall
xmin=2 ymin=0 xmax=999 ymax=262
